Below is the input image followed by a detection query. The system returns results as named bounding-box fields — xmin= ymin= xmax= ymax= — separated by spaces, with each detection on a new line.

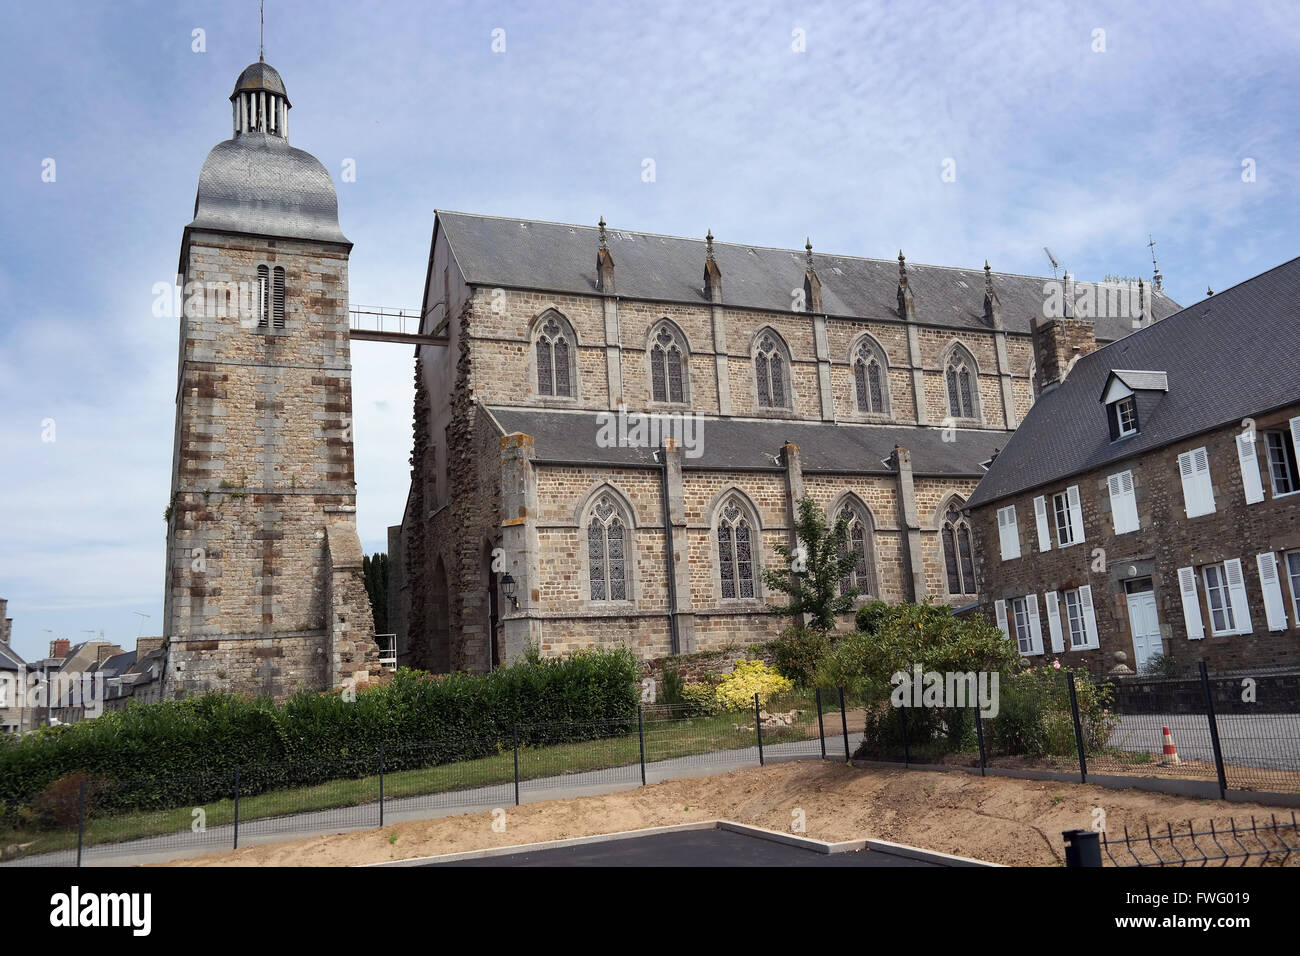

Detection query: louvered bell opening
xmin=272 ymin=267 xmax=286 ymax=329
xmin=256 ymin=266 xmax=269 ymax=328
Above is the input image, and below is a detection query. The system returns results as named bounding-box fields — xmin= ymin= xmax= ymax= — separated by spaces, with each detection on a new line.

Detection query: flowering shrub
xmin=679 ymin=683 xmax=720 ymax=717
xmin=714 ymin=660 xmax=793 ymax=712
xmin=990 ymin=663 xmax=1118 ymax=757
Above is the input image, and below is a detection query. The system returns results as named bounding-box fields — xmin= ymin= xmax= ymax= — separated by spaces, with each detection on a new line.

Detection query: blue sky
xmin=1 ymin=0 xmax=1296 ymax=663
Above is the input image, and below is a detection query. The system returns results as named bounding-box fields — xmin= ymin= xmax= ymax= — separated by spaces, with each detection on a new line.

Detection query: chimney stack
xmin=50 ymin=638 xmax=70 ymax=659
xmin=0 ymin=599 xmax=10 ymax=647
xmin=1031 ymin=316 xmax=1097 ymax=394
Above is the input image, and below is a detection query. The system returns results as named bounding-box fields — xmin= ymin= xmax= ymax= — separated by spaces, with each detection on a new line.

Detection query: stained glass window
xmin=755 ymin=334 xmax=788 ymax=408
xmin=942 ymin=503 xmax=976 ymax=595
xmin=536 ymin=315 xmax=574 ymax=398
xmin=946 ymin=349 xmax=976 ymax=419
xmin=853 ymin=341 xmax=887 ymax=414
xmin=650 ymin=326 xmax=686 ymax=403
xmin=836 ymin=505 xmax=872 ymax=596
xmin=587 ymin=494 xmax=628 ymax=601
xmin=717 ymin=498 xmax=756 ymax=599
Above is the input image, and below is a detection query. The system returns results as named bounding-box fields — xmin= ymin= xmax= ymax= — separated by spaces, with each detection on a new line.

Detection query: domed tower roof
xmin=231 ymin=59 xmax=292 ymax=107
xmin=186 ymin=59 xmax=347 ymax=245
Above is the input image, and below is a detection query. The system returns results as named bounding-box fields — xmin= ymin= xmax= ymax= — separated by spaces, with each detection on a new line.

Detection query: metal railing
xmin=376 ymin=634 xmax=397 ymax=671
xmin=1064 ymin=813 xmax=1299 ymax=866
xmin=348 ymin=305 xmax=422 ymax=335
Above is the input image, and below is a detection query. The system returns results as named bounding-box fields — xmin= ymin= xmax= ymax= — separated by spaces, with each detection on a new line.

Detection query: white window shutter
xmin=1193 ymin=446 xmax=1215 ymax=515
xmin=1026 ymin=593 xmax=1045 ymax=655
xmin=1079 ymin=584 xmax=1100 ymax=649
xmin=994 ymin=599 xmax=1010 ymax=640
xmin=1044 ymin=591 xmax=1064 ymax=653
xmin=1235 ymin=433 xmax=1265 ymax=505
xmin=1067 ymin=485 xmax=1085 ymax=543
xmin=1256 ymin=552 xmax=1288 ymax=632
xmin=1109 ymin=470 xmax=1139 ymax=534
xmin=998 ymin=506 xmax=1020 ymax=560
xmin=1178 ymin=566 xmax=1203 ymax=639
xmin=1033 ymin=496 xmax=1051 ymax=552
xmin=1291 ymin=416 xmax=1300 ymax=468
xmin=1178 ymin=451 xmax=1197 ymax=517
xmin=1223 ymin=557 xmax=1252 ymax=634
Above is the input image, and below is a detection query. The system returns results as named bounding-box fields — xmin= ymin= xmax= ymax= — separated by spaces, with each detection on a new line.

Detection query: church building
xmin=391 ymin=214 xmax=1180 ymax=671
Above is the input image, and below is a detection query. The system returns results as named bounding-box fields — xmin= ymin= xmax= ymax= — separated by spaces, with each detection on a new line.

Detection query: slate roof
xmin=437 ymin=211 xmax=1181 ymax=342
xmin=967 ymin=256 xmax=1300 ymax=509
xmin=486 ymin=406 xmax=1007 ymax=478
xmin=1108 ymin=369 xmax=1169 ymax=393
xmin=188 ymin=134 xmax=348 ymax=245
xmin=0 ymin=644 xmax=25 ymax=671
xmin=232 ymin=60 xmax=291 ymax=106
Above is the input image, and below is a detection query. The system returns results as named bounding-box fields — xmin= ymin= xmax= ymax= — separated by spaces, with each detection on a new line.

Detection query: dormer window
xmin=1114 ymin=396 xmax=1138 ymax=437
xmin=1102 ymin=370 xmax=1166 ymax=442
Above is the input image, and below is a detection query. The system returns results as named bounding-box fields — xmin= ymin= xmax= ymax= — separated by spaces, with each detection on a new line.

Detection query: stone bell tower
xmin=161 ymin=56 xmax=379 ymax=699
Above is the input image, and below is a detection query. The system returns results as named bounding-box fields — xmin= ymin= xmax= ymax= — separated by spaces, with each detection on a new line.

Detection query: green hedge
xmin=0 ymin=646 xmax=640 ymax=816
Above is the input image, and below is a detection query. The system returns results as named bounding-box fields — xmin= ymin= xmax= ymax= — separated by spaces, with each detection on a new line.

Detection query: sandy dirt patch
xmin=165 ymin=761 xmax=1297 ymax=868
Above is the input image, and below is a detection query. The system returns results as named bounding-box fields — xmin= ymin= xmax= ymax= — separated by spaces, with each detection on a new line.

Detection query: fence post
xmin=637 ymin=705 xmax=647 ymax=786
xmin=76 ymin=778 xmax=86 ymax=868
xmin=754 ymin=693 xmax=765 ymax=766
xmin=232 ymin=767 xmax=240 ymax=851
xmin=816 ymin=689 xmax=826 ymax=759
xmin=1062 ymin=829 xmax=1102 ymax=867
xmin=1066 ymin=672 xmax=1087 ymax=784
xmin=378 ymin=741 xmax=385 ymax=828
xmin=839 ymin=688 xmax=850 ymax=762
xmin=1199 ymin=660 xmax=1229 ymax=800
xmin=973 ymin=703 xmax=987 ymax=776
xmin=899 ymin=704 xmax=910 ymax=766
xmin=512 ymin=724 xmax=521 ymax=807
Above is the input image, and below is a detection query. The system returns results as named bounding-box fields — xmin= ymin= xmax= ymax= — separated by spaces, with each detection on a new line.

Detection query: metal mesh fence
xmin=3 ymin=664 xmax=1297 ymax=867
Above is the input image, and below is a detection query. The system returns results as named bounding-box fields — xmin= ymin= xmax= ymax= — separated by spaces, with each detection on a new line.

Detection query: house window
xmin=587 ymin=494 xmax=628 ymax=602
xmin=941 ymin=505 xmax=976 ymax=595
xmin=836 ymin=504 xmax=873 ymax=596
xmin=1064 ymin=589 xmax=1087 ymax=648
xmin=852 ymin=341 xmax=887 ymax=414
xmin=1053 ymin=487 xmax=1083 ymax=546
xmin=1286 ymin=551 xmax=1300 ymax=624
xmin=945 ymin=349 xmax=977 ymax=419
xmin=717 ymin=497 xmax=757 ymax=599
xmin=1010 ymin=596 xmax=1033 ymax=655
xmin=649 ymin=325 xmax=687 ymax=403
xmin=535 ymin=314 xmax=575 ymax=398
xmin=1266 ymin=430 xmax=1299 ymax=496
xmin=754 ymin=333 xmax=790 ymax=409
xmin=1202 ymin=563 xmax=1236 ymax=635
xmin=1114 ymin=396 xmax=1137 ymax=437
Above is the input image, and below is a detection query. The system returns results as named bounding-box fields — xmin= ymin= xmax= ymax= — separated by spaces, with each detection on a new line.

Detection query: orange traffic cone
xmin=1159 ymin=726 xmax=1180 ymax=765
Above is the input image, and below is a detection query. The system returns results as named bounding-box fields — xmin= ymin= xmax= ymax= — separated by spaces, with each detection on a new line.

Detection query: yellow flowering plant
xmin=714 ymin=660 xmax=793 ymax=712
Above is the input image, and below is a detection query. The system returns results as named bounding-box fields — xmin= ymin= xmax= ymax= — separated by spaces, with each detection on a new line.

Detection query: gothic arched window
xmin=649 ymin=324 xmax=688 ymax=403
xmin=754 ymin=332 xmax=791 ymax=409
xmin=587 ymin=494 xmax=628 ymax=602
xmin=941 ymin=502 xmax=977 ymax=596
xmin=944 ymin=345 xmax=979 ymax=420
xmin=836 ymin=503 xmax=875 ymax=597
xmin=716 ymin=496 xmax=758 ymax=600
xmin=851 ymin=337 xmax=889 ymax=415
xmin=535 ymin=312 xmax=576 ymax=398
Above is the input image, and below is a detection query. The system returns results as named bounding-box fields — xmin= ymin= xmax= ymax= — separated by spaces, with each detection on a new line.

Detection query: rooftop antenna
xmin=1148 ymin=235 xmax=1163 ymax=291
xmin=1043 ymin=247 xmax=1060 ymax=280
xmin=132 ymin=611 xmax=151 ymax=638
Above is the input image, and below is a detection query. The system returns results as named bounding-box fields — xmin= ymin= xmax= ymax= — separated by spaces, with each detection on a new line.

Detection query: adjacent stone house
xmin=966 ymin=258 xmax=1300 ymax=673
xmin=393 ymin=213 xmax=1179 ymax=671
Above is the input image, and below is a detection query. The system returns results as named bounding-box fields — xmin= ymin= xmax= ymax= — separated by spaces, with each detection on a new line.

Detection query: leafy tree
xmin=763 ymin=496 xmax=862 ymax=634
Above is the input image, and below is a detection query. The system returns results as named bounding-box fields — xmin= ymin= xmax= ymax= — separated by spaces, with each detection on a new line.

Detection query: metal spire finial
xmin=260 ymin=1 xmax=265 ymax=61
